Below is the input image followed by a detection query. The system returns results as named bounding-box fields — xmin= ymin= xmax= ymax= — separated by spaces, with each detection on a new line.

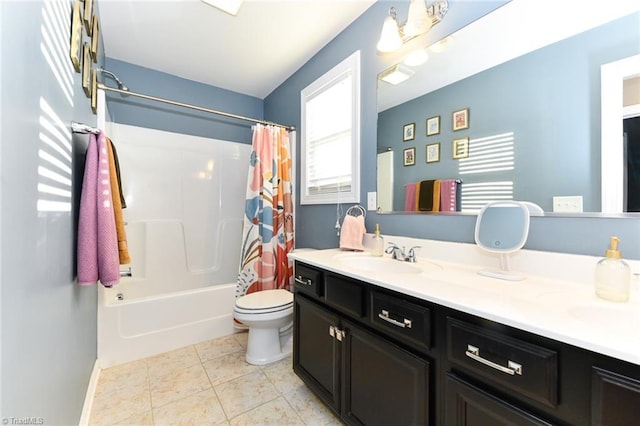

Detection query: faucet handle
xmin=385 ymin=242 xmax=399 ymax=254
xmin=407 ymin=246 xmax=421 ymax=262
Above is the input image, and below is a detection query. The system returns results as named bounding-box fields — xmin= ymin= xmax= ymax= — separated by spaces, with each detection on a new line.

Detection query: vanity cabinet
xmin=293 ymin=267 xmax=431 ymax=425
xmin=292 ymin=261 xmax=640 ymax=426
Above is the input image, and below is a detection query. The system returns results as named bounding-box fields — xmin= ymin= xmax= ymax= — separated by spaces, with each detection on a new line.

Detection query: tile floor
xmin=89 ymin=332 xmax=344 ymax=425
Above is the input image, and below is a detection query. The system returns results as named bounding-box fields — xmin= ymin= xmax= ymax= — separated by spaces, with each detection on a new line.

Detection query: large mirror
xmin=376 ymin=1 xmax=640 ymax=214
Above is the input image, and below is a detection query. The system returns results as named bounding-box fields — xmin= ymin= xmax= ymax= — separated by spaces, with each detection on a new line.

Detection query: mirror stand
xmin=478 ymin=253 xmax=525 ymax=281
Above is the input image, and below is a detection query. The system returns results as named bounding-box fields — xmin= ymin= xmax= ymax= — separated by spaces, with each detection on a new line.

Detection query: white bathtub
xmin=97 ymin=281 xmax=236 ymax=368
xmin=96 ymin=123 xmax=251 ymax=368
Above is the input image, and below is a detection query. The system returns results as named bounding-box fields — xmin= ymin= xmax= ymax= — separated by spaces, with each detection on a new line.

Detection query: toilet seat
xmin=234 ymin=289 xmax=293 ymax=315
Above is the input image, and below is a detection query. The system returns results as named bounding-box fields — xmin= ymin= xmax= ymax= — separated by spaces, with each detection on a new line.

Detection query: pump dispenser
xmin=595 ymin=236 xmax=631 ymax=302
xmin=371 ymin=224 xmax=384 ymax=257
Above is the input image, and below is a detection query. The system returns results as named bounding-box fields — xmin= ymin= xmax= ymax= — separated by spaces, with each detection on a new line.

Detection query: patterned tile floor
xmin=89 ymin=332 xmax=343 ymax=425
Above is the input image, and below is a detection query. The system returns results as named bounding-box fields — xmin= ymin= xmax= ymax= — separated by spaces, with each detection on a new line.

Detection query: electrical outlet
xmin=367 ymin=192 xmax=377 ymax=211
xmin=553 ymin=196 xmax=583 ymax=213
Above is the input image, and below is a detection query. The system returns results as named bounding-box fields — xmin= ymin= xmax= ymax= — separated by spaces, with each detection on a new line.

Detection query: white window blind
xmin=301 ymin=51 xmax=360 ymax=204
xmin=459 ymin=132 xmax=515 ymax=212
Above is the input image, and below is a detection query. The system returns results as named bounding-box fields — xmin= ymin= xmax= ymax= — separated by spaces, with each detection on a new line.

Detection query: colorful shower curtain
xmin=236 ymin=124 xmax=294 ymax=298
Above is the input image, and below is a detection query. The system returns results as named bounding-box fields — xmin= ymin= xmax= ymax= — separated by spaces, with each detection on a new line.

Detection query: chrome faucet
xmin=386 ymin=243 xmax=421 ymax=262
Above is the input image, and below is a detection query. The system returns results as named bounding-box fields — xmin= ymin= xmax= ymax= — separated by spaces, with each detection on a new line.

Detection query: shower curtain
xmin=236 ymin=124 xmax=294 ymax=298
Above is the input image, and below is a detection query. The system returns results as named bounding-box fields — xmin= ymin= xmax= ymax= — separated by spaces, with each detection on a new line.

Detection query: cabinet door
xmin=592 ymin=367 xmax=640 ymax=425
xmin=293 ymin=295 xmax=341 ymax=413
xmin=342 ymin=320 xmax=430 ymax=426
xmin=445 ymin=374 xmax=554 ymax=426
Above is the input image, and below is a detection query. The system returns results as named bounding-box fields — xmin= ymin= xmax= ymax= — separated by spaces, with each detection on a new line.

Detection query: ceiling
xmin=98 ymin=0 xmax=376 ymax=99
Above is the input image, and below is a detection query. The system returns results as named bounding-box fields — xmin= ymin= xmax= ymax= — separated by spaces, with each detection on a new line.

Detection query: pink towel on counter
xmin=339 ymin=215 xmax=366 ymax=251
xmin=404 ymin=182 xmax=417 ymax=211
xmin=439 ymin=179 xmax=458 ymax=212
xmin=77 ymin=132 xmax=120 ymax=287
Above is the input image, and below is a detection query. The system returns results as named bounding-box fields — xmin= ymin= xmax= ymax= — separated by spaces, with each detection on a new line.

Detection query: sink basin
xmin=337 ymin=255 xmax=440 ymax=274
xmin=567 ymin=305 xmax=640 ymax=330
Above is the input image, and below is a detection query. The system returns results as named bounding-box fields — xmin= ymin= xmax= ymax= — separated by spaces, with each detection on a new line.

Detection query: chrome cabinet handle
xmin=378 ymin=309 xmax=412 ymax=329
xmin=465 ymin=344 xmax=522 ymax=376
xmin=294 ymin=276 xmax=312 ymax=286
xmin=328 ymin=325 xmax=345 ymax=341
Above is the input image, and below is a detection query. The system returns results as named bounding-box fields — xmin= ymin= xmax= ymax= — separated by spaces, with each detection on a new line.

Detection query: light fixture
xmin=377 ymin=0 xmax=449 ymax=53
xmin=201 ymin=0 xmax=244 ymax=16
xmin=403 ymin=49 xmax=429 ymax=67
xmin=379 ymin=64 xmax=415 ymax=85
xmin=376 ymin=7 xmax=403 ymax=53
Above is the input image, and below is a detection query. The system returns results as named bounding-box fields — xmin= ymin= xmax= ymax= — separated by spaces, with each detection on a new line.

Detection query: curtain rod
xmin=97 ymin=83 xmax=295 ymax=131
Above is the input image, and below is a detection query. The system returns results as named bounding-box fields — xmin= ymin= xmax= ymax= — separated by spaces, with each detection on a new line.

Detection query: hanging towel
xmin=108 ymin=139 xmax=127 ymax=209
xmin=439 ymin=179 xmax=458 ymax=212
xmin=432 ymin=180 xmax=441 ymax=212
xmin=404 ymin=182 xmax=417 ymax=211
xmin=107 ymin=137 xmax=131 ymax=265
xmin=339 ymin=215 xmax=366 ymax=251
xmin=418 ymin=180 xmax=436 ymax=211
xmin=77 ymin=132 xmax=120 ymax=287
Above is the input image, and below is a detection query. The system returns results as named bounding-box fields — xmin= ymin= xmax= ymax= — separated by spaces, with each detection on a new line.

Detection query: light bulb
xmin=377 ymin=15 xmax=402 ymax=53
xmin=404 ymin=0 xmax=432 ymax=38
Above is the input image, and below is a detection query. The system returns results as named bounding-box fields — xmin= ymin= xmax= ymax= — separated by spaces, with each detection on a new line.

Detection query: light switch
xmin=367 ymin=192 xmax=377 ymax=211
xmin=553 ymin=196 xmax=583 ymax=213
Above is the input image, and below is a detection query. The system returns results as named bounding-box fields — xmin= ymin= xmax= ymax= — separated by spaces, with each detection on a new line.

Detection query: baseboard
xmin=78 ymin=359 xmax=101 ymax=426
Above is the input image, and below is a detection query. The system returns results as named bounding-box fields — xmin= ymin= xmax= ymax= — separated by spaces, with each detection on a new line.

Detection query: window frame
xmin=300 ymin=50 xmax=360 ymax=205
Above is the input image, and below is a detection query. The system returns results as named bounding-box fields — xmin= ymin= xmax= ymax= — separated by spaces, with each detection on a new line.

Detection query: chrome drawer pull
xmin=294 ymin=276 xmax=312 ymax=286
xmin=328 ymin=326 xmax=345 ymax=341
xmin=465 ymin=344 xmax=522 ymax=376
xmin=378 ymin=309 xmax=413 ymax=329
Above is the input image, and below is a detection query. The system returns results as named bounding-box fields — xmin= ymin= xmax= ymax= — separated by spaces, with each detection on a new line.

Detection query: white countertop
xmin=289 ymin=239 xmax=640 ymax=366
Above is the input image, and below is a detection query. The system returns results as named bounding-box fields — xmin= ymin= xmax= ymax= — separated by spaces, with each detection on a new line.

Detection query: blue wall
xmin=104 ymin=58 xmax=263 ymax=144
xmin=265 ymin=2 xmax=640 ymax=259
xmin=379 ymin=14 xmax=640 ymax=212
xmin=1 ymin=0 xmax=101 ymax=422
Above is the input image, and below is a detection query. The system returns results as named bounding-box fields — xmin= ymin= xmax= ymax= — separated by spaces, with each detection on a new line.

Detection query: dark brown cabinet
xmin=293 ymin=294 xmax=341 ymax=412
xmin=294 ymin=294 xmax=430 ymax=425
xmin=591 ymin=366 xmax=640 ymax=425
xmin=445 ymin=373 xmax=554 ymax=426
xmin=293 ymin=265 xmax=431 ymax=426
xmin=292 ymin=261 xmax=640 ymax=426
xmin=343 ymin=318 xmax=429 ymax=425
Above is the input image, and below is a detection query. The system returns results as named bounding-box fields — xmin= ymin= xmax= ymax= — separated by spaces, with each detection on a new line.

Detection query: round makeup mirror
xmin=474 ymin=201 xmax=534 ymax=281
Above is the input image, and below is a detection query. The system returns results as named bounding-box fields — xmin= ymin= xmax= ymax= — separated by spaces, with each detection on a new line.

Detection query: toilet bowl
xmin=233 ymin=289 xmax=294 ymax=365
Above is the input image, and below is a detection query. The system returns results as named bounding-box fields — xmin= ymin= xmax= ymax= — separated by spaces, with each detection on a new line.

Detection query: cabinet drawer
xmin=447 ymin=317 xmax=558 ymax=408
xmin=294 ymin=263 xmax=323 ymax=298
xmin=370 ymin=290 xmax=431 ymax=352
xmin=445 ymin=373 xmax=554 ymax=426
xmin=324 ymin=274 xmax=365 ymax=318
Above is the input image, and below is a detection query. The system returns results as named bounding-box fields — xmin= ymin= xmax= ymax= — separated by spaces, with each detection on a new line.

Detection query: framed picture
xmin=426 ymin=116 xmax=440 ymax=136
xmin=426 ymin=143 xmax=440 ymax=163
xmin=90 ymin=68 xmax=98 ymax=114
xmin=83 ymin=0 xmax=94 ymax=34
xmin=403 ymin=147 xmax=416 ymax=166
xmin=90 ymin=16 xmax=99 ymax=62
xmin=69 ymin=0 xmax=82 ymax=72
xmin=82 ymin=42 xmax=91 ymax=97
xmin=452 ymin=137 xmax=469 ymax=159
xmin=452 ymin=108 xmax=469 ymax=131
xmin=403 ymin=123 xmax=415 ymax=141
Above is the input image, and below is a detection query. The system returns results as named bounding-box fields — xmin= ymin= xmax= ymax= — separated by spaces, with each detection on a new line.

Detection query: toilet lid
xmin=236 ymin=289 xmax=293 ymax=311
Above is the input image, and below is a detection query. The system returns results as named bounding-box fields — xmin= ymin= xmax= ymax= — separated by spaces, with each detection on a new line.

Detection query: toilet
xmin=233 ymin=289 xmax=294 ymax=365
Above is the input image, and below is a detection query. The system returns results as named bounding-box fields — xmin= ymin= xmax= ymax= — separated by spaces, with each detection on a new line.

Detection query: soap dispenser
xmin=595 ymin=236 xmax=631 ymax=302
xmin=371 ymin=223 xmax=384 ymax=257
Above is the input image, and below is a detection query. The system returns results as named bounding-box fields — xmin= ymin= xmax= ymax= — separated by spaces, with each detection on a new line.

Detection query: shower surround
xmin=97 ymin=123 xmax=251 ymax=367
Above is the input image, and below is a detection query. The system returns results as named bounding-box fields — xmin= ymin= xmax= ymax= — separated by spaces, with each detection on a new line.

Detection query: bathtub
xmin=97 ymin=281 xmax=236 ymax=368
xmin=96 ymin=123 xmax=251 ymax=368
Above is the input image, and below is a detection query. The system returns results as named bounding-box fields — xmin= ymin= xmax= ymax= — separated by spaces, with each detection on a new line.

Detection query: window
xmin=301 ymin=51 xmax=360 ymax=204
xmin=458 ymin=132 xmax=515 ymax=212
